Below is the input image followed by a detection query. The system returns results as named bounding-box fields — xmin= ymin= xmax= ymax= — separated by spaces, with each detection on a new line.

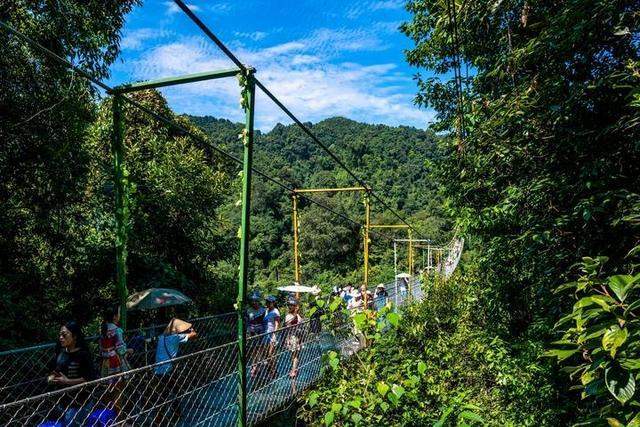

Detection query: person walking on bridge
xmin=248 ymin=291 xmax=266 ymax=378
xmin=99 ymin=306 xmax=132 ymax=378
xmin=48 ymin=321 xmax=95 ymax=425
xmin=374 ymin=284 xmax=388 ymax=310
xmin=284 ymin=298 xmax=303 ymax=378
xmin=263 ymin=295 xmax=280 ymax=380
xmin=151 ymin=318 xmax=197 ymax=424
xmin=154 ymin=318 xmax=197 ymax=375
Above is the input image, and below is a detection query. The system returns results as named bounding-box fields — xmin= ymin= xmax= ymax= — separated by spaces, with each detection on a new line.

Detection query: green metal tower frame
xmin=108 ymin=66 xmax=254 ymax=426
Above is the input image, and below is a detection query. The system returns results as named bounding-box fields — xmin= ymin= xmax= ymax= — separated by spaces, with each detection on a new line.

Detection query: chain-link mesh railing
xmin=0 ymin=312 xmax=237 ymax=405
xmin=0 ymin=280 xmax=424 ymax=426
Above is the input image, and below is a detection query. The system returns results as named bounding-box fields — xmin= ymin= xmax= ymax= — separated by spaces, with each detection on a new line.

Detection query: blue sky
xmin=109 ymin=0 xmax=435 ymax=131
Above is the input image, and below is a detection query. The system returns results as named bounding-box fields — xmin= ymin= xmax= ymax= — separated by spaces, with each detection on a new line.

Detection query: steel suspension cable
xmin=173 ymin=0 xmax=425 ymax=240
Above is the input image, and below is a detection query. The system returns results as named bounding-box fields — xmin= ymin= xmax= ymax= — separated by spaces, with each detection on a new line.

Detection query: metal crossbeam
xmin=293 ymin=186 xmax=367 ymax=194
xmin=110 ymin=69 xmax=241 ymax=94
xmin=291 ymin=187 xmax=371 ymax=298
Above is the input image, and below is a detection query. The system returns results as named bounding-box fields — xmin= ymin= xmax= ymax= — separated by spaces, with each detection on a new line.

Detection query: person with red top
xmin=99 ymin=306 xmax=132 ymax=378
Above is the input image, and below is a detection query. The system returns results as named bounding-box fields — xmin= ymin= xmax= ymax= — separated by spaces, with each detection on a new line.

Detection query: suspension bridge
xmin=0 ymin=1 xmax=464 ymax=425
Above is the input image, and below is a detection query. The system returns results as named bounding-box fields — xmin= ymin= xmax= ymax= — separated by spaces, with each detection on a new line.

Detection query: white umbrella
xmin=396 ymin=272 xmax=411 ymax=279
xmin=277 ymin=283 xmax=321 ymax=295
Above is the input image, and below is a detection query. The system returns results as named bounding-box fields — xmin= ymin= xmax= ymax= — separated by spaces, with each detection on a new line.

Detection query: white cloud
xmin=291 ymin=54 xmax=321 ymax=65
xmin=370 ymin=0 xmax=405 ymax=11
xmin=163 ymin=1 xmax=201 ymax=15
xmin=121 ymin=28 xmax=172 ymax=51
xmin=206 ymin=2 xmax=233 ymax=14
xmin=346 ymin=0 xmax=405 ymax=19
xmin=303 ymin=28 xmax=389 ymax=54
xmin=123 ymin=34 xmax=433 ymax=130
xmin=234 ymin=31 xmax=268 ymax=41
xmin=374 ymin=21 xmax=403 ymax=34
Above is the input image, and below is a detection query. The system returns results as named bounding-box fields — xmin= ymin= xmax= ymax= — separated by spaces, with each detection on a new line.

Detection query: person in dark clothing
xmin=47 ymin=321 xmax=95 ymax=426
xmin=48 ymin=321 xmax=94 ymax=387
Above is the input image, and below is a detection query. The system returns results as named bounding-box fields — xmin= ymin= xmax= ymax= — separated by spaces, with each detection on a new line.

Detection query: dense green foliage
xmin=0 ymin=0 xmax=139 ymax=345
xmin=303 ymin=0 xmax=640 ymax=425
xmin=547 ymin=250 xmax=640 ymax=424
xmin=401 ymin=0 xmax=639 ymax=424
xmin=402 ymin=0 xmax=640 ymax=336
xmin=300 ymin=273 xmax=569 ymax=425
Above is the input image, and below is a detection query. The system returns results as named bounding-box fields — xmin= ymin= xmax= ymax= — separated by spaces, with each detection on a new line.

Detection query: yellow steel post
xmin=363 ymin=191 xmax=371 ymax=307
xmin=292 ymin=193 xmax=301 ymax=285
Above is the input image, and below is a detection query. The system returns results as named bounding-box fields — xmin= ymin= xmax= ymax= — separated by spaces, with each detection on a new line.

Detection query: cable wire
xmin=173 ymin=0 xmax=424 ymax=239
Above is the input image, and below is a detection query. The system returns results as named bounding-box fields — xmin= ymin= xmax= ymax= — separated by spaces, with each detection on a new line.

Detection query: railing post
xmin=237 ymin=68 xmax=255 ymax=427
xmin=112 ymin=94 xmax=129 ymax=330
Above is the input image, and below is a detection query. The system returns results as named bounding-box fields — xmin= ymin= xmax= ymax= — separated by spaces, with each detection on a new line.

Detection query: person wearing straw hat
xmin=154 ymin=318 xmax=197 ymax=375
xmin=148 ymin=318 xmax=196 ymax=424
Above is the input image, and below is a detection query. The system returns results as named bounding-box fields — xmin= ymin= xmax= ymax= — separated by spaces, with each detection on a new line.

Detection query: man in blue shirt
xmin=155 ymin=318 xmax=197 ymax=375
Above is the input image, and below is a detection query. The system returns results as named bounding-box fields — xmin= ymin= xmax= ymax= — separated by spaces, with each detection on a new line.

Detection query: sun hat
xmin=165 ymin=318 xmax=193 ymax=335
xmin=249 ymin=291 xmax=261 ymax=301
xmin=287 ymin=298 xmax=298 ymax=305
xmin=376 ymin=283 xmax=385 ymax=288
xmin=265 ymin=295 xmax=277 ymax=303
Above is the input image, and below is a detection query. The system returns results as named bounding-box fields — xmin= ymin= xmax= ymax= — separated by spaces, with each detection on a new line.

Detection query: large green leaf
xmin=418 ymin=360 xmax=427 ymax=375
xmin=308 ymin=391 xmax=319 ymax=408
xmin=544 ymin=348 xmax=579 ymax=362
xmin=609 ymin=275 xmax=638 ymax=302
xmin=628 ymin=412 xmax=640 ymax=427
xmin=605 ymin=364 xmax=636 ymax=404
xmin=376 ymin=381 xmax=390 ymax=397
xmin=324 ymin=411 xmax=335 ymax=426
xmin=602 ymin=326 xmax=628 ymax=358
xmin=387 ymin=312 xmax=400 ymax=327
xmin=574 ymin=295 xmax=614 ymax=311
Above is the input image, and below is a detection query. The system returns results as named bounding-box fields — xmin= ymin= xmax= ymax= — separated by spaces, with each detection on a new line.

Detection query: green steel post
xmin=237 ymin=69 xmax=255 ymax=427
xmin=112 ymin=95 xmax=129 ymax=330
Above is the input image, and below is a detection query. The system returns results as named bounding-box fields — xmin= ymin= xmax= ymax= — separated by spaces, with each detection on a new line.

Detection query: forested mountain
xmin=188 ymin=115 xmax=446 ymax=290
